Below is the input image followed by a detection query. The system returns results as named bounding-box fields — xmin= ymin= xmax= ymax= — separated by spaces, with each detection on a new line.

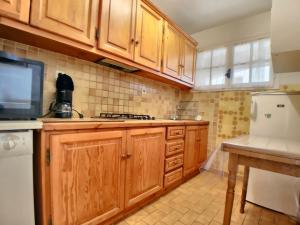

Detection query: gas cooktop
xmin=93 ymin=113 xmax=155 ymax=120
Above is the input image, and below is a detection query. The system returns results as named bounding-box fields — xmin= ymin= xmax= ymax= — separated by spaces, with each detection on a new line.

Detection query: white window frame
xmin=195 ymin=47 xmax=229 ymax=90
xmin=194 ymin=37 xmax=273 ymax=91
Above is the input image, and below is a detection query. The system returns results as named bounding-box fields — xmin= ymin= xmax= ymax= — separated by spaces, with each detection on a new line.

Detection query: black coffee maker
xmin=53 ymin=73 xmax=74 ymax=118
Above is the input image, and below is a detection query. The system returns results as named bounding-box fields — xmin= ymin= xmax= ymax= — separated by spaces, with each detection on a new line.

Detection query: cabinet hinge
xmin=48 ymin=217 xmax=52 ymax=225
xmin=95 ymin=28 xmax=100 ymax=40
xmin=46 ymin=148 xmax=51 ymax=165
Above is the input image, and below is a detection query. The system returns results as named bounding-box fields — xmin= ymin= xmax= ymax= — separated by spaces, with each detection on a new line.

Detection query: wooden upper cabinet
xmin=125 ymin=127 xmax=165 ymax=207
xmin=181 ymin=38 xmax=196 ymax=84
xmin=30 ymin=0 xmax=98 ymax=45
xmin=49 ymin=131 xmax=126 ymax=225
xmin=134 ymin=0 xmax=163 ymax=71
xmin=0 ymin=0 xmax=30 ymax=23
xmin=99 ymin=0 xmax=136 ymax=59
xmin=162 ymin=22 xmax=181 ymax=78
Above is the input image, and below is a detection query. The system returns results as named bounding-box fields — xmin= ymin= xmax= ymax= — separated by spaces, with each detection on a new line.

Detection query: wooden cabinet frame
xmin=30 ymin=0 xmax=99 ymax=45
xmin=0 ymin=0 xmax=30 ymax=23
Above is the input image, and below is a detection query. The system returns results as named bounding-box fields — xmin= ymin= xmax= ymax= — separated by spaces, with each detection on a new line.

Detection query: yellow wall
xmin=180 ymin=91 xmax=251 ymax=173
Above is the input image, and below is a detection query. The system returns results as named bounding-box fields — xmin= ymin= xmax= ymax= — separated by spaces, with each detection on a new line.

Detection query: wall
xmin=0 ymin=38 xmax=181 ymax=119
xmin=179 ymin=91 xmax=251 ymax=173
xmin=271 ymin=0 xmax=300 ymax=53
xmin=192 ymin=11 xmax=271 ymax=50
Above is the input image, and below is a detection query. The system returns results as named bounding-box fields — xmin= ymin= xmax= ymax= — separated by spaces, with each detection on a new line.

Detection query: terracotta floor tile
xmin=118 ymin=172 xmax=297 ymax=225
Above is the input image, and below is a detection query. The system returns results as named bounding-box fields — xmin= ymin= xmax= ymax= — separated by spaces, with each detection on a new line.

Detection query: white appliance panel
xmin=0 ymin=130 xmax=35 ymax=225
xmin=247 ymin=93 xmax=300 ymax=217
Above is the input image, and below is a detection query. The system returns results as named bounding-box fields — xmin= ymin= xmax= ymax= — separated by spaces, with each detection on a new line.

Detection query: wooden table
xmin=221 ymin=135 xmax=300 ymax=225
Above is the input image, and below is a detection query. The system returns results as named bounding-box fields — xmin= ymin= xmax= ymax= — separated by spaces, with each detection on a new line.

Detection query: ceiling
xmin=150 ymin=0 xmax=272 ymax=34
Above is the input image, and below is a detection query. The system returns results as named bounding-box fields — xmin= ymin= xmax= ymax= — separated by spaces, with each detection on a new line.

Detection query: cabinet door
xmin=0 ymin=0 xmax=30 ymax=23
xmin=197 ymin=126 xmax=208 ymax=165
xmin=50 ymin=131 xmax=126 ymax=225
xmin=134 ymin=0 xmax=163 ymax=70
xmin=30 ymin=0 xmax=98 ymax=45
xmin=99 ymin=0 xmax=136 ymax=59
xmin=162 ymin=22 xmax=181 ymax=78
xmin=181 ymin=39 xmax=196 ymax=84
xmin=184 ymin=126 xmax=200 ymax=176
xmin=125 ymin=127 xmax=165 ymax=207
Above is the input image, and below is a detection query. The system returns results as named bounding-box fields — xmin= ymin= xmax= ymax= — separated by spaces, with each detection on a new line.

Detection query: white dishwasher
xmin=0 ymin=130 xmax=35 ymax=225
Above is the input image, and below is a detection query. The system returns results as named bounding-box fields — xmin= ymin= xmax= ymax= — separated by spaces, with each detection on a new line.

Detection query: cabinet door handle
xmin=135 ymin=40 xmax=139 ymax=45
xmin=131 ymin=38 xmax=135 ymax=43
xmin=121 ymin=154 xmax=127 ymax=159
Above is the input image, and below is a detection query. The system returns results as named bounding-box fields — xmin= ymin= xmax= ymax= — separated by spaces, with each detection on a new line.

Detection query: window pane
xmin=233 ymin=65 xmax=250 ymax=84
xmin=197 ymin=51 xmax=211 ymax=68
xmin=252 ymin=39 xmax=270 ymax=61
xmin=252 ymin=62 xmax=270 ymax=83
xmin=234 ymin=43 xmax=251 ymax=64
xmin=211 ymin=67 xmax=226 ymax=85
xmin=195 ymin=69 xmax=210 ymax=87
xmin=212 ymin=48 xmax=227 ymax=67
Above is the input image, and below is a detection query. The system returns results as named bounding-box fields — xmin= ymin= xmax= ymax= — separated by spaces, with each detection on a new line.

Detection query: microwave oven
xmin=0 ymin=51 xmax=44 ymax=120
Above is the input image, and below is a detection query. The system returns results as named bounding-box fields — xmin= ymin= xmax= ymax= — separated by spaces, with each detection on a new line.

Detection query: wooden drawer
xmin=165 ymin=154 xmax=184 ymax=172
xmin=167 ymin=126 xmax=185 ymax=140
xmin=166 ymin=139 xmax=184 ymax=157
xmin=164 ymin=167 xmax=183 ymax=187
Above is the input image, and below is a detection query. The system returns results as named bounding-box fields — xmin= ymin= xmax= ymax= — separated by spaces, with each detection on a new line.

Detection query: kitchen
xmin=0 ymin=0 xmax=299 ymax=225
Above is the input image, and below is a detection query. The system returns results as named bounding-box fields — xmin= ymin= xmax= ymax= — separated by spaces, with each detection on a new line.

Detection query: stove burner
xmin=96 ymin=113 xmax=155 ymax=120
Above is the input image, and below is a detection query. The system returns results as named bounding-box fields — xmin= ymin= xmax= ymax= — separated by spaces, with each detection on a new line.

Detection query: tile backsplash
xmin=179 ymin=91 xmax=251 ymax=174
xmin=0 ymin=38 xmax=181 ymax=119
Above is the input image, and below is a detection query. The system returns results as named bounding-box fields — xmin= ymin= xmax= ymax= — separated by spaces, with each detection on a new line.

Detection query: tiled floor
xmin=117 ymin=172 xmax=297 ymax=225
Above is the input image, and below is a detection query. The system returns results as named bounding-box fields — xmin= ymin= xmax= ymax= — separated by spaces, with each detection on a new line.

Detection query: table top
xmin=222 ymin=135 xmax=300 ymax=161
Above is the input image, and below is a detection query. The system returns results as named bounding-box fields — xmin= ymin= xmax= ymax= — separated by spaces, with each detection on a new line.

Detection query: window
xmin=195 ymin=47 xmax=227 ymax=89
xmin=195 ymin=38 xmax=272 ymax=90
xmin=232 ymin=38 xmax=271 ymax=86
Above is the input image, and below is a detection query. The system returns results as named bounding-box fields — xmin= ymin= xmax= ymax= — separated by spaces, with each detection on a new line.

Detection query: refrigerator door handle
xmin=251 ymin=100 xmax=257 ymax=120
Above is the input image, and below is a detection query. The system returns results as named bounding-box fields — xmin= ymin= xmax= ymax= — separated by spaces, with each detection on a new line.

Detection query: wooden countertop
xmin=39 ymin=118 xmax=209 ymax=131
xmin=222 ymin=135 xmax=300 ymax=161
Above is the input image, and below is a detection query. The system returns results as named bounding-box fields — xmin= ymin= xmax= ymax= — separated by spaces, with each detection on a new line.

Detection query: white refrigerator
xmin=247 ymin=92 xmax=300 ymax=217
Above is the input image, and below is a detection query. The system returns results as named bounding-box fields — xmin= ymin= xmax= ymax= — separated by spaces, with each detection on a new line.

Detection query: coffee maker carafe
xmin=53 ymin=73 xmax=74 ymax=118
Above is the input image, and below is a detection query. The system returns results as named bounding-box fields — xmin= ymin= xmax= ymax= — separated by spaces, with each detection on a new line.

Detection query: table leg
xmin=297 ymin=192 xmax=300 ymax=225
xmin=223 ymin=153 xmax=238 ymax=225
xmin=240 ymin=166 xmax=250 ymax=214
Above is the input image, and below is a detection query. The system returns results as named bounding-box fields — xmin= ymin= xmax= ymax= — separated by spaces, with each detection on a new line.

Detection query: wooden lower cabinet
xmin=184 ymin=125 xmax=208 ymax=177
xmin=164 ymin=167 xmax=183 ymax=188
xmin=49 ymin=130 xmax=126 ymax=225
xmin=37 ymin=124 xmax=208 ymax=225
xmin=125 ymin=127 xmax=165 ymax=207
xmin=197 ymin=126 xmax=208 ymax=165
